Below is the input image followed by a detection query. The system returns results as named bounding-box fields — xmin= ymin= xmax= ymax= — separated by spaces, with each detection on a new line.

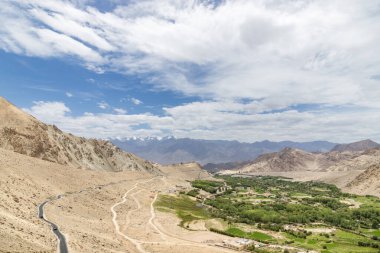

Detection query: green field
xmin=283 ymin=229 xmax=380 ymax=252
xmin=154 ymin=194 xmax=210 ymax=227
xmin=223 ymin=227 xmax=275 ymax=242
xmin=193 ymin=176 xmax=380 ymax=252
xmin=155 ymin=176 xmax=380 ymax=252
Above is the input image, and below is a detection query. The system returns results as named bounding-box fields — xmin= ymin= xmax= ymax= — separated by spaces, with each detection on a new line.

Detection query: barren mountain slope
xmin=0 ymin=147 xmax=233 ymax=253
xmin=326 ymin=148 xmax=380 ymax=171
xmin=236 ymin=148 xmax=320 ymax=173
xmin=0 ymin=147 xmax=152 ymax=252
xmin=223 ymin=147 xmax=380 ymax=174
xmin=345 ymin=163 xmax=380 ymax=197
xmin=0 ymin=97 xmax=157 ymax=173
xmin=331 ymin=139 xmax=380 ymax=152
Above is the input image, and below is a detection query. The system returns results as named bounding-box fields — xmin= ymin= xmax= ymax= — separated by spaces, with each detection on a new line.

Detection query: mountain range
xmin=219 ymin=140 xmax=380 ymax=197
xmin=226 ymin=144 xmax=380 ymax=173
xmin=111 ymin=137 xmax=337 ymax=165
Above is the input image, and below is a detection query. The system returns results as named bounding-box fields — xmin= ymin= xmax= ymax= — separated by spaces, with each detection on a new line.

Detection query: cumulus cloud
xmin=23 ymin=100 xmax=380 ymax=142
xmin=3 ymin=0 xmax=380 ymax=141
xmin=23 ymin=101 xmax=71 ymax=120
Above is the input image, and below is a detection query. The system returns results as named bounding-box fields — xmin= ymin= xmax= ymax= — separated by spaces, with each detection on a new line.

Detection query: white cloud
xmin=3 ymin=1 xmax=380 ymax=141
xmin=130 ymin=98 xmax=142 ymax=105
xmin=23 ymin=101 xmax=71 ymax=120
xmin=113 ymin=108 xmax=127 ymax=114
xmin=66 ymin=92 xmax=73 ymax=97
xmin=97 ymin=101 xmax=109 ymax=109
xmin=24 ymin=100 xmax=380 ymax=143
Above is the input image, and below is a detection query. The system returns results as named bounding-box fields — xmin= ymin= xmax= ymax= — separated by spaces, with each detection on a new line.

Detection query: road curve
xmin=38 ymin=196 xmax=68 ymax=253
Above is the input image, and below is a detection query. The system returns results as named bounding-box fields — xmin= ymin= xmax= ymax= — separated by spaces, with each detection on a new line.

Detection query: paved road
xmin=38 ymin=196 xmax=69 ymax=253
xmin=36 ymin=178 xmax=138 ymax=253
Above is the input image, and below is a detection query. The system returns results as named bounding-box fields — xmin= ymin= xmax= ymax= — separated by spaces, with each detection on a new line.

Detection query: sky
xmin=1 ymin=0 xmax=380 ymax=143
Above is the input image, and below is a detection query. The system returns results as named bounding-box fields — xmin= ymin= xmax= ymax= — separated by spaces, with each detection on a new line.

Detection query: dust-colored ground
xmin=0 ymin=149 xmax=237 ymax=253
xmin=241 ymin=170 xmax=364 ymax=189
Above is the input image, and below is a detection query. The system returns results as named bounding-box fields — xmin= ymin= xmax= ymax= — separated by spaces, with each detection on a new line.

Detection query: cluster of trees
xmin=206 ymin=197 xmax=377 ymax=230
xmin=186 ymin=189 xmax=199 ymax=197
xmin=283 ymin=229 xmax=312 ymax=239
xmin=217 ymin=175 xmax=344 ymax=198
xmin=303 ymin=197 xmax=348 ymax=210
xmin=191 ymin=180 xmax=223 ymax=193
xmin=258 ymin=223 xmax=282 ymax=232
xmin=201 ymin=176 xmax=380 ymax=232
xmin=358 ymin=241 xmax=380 ymax=248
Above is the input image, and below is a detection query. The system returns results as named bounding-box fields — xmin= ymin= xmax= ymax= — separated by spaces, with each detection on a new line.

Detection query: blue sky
xmin=1 ymin=0 xmax=380 ymax=142
xmin=0 ymin=50 xmax=197 ymax=116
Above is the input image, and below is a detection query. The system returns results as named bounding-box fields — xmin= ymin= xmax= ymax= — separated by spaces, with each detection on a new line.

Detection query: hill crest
xmin=0 ymin=97 xmax=158 ymax=173
xmin=331 ymin=139 xmax=380 ymax=152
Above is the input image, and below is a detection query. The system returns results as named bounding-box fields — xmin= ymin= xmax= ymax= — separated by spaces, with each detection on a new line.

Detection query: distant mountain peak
xmin=112 ymin=137 xmax=337 ymax=166
xmin=331 ymin=139 xmax=380 ymax=152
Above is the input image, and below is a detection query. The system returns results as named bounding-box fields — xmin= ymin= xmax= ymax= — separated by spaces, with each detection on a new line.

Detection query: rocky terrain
xmin=0 ymin=97 xmax=157 ymax=173
xmin=0 ymin=145 xmax=230 ymax=253
xmin=223 ymin=146 xmax=380 ymax=174
xmin=331 ymin=139 xmax=380 ymax=152
xmin=1 ymin=97 xmax=239 ymax=253
xmin=346 ymin=163 xmax=380 ymax=196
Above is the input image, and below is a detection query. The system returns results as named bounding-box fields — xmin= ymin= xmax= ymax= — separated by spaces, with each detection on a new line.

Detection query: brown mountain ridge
xmin=0 ymin=97 xmax=158 ymax=173
xmin=331 ymin=139 xmax=380 ymax=152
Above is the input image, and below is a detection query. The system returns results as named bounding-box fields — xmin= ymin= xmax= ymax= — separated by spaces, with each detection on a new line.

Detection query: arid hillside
xmin=239 ymin=147 xmax=318 ymax=172
xmin=331 ymin=139 xmax=380 ymax=152
xmin=0 ymin=147 xmax=233 ymax=253
xmin=0 ymin=97 xmax=157 ymax=173
xmin=346 ymin=163 xmax=380 ymax=196
xmin=0 ymin=147 xmax=152 ymax=252
xmin=226 ymin=147 xmax=380 ymax=174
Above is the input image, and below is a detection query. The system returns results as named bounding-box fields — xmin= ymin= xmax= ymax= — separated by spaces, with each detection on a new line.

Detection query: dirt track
xmin=110 ymin=176 xmax=237 ymax=253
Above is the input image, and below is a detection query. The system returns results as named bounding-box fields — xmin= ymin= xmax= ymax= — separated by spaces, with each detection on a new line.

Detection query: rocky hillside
xmin=236 ymin=148 xmax=319 ymax=173
xmin=346 ymin=163 xmax=380 ymax=197
xmin=331 ymin=139 xmax=380 ymax=152
xmin=223 ymin=146 xmax=380 ymax=174
xmin=0 ymin=97 xmax=157 ymax=173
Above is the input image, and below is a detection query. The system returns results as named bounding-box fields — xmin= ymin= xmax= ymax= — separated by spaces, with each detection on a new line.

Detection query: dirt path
xmin=111 ymin=176 xmax=236 ymax=253
xmin=111 ymin=177 xmax=158 ymax=253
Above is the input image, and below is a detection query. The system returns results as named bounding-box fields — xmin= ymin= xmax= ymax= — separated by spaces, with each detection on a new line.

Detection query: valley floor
xmin=0 ymin=148 xmax=238 ymax=253
xmin=233 ymin=170 xmax=378 ymax=197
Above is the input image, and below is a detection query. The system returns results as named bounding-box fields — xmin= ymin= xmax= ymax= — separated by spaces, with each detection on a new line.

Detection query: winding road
xmin=37 ymin=178 xmax=143 ymax=253
xmin=38 ymin=196 xmax=69 ymax=253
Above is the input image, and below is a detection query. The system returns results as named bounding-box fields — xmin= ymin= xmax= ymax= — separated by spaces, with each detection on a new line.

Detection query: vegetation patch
xmin=155 ymin=194 xmax=210 ymax=227
xmin=192 ymin=175 xmax=380 ymax=252
xmin=191 ymin=180 xmax=224 ymax=193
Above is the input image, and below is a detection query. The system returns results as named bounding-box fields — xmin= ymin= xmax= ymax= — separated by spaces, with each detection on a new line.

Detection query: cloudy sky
xmin=1 ymin=0 xmax=380 ymax=142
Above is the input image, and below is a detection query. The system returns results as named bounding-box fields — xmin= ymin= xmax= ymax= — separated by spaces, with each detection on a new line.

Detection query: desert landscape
xmin=1 ymin=1 xmax=380 ymax=252
xmin=0 ymin=97 xmax=244 ymax=253
xmin=1 ymin=96 xmax=380 ymax=253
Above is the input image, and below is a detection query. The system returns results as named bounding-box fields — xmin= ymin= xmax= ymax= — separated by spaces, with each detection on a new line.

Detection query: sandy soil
xmin=0 ymin=149 xmax=236 ymax=253
xmin=0 ymin=148 xmax=149 ymax=252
